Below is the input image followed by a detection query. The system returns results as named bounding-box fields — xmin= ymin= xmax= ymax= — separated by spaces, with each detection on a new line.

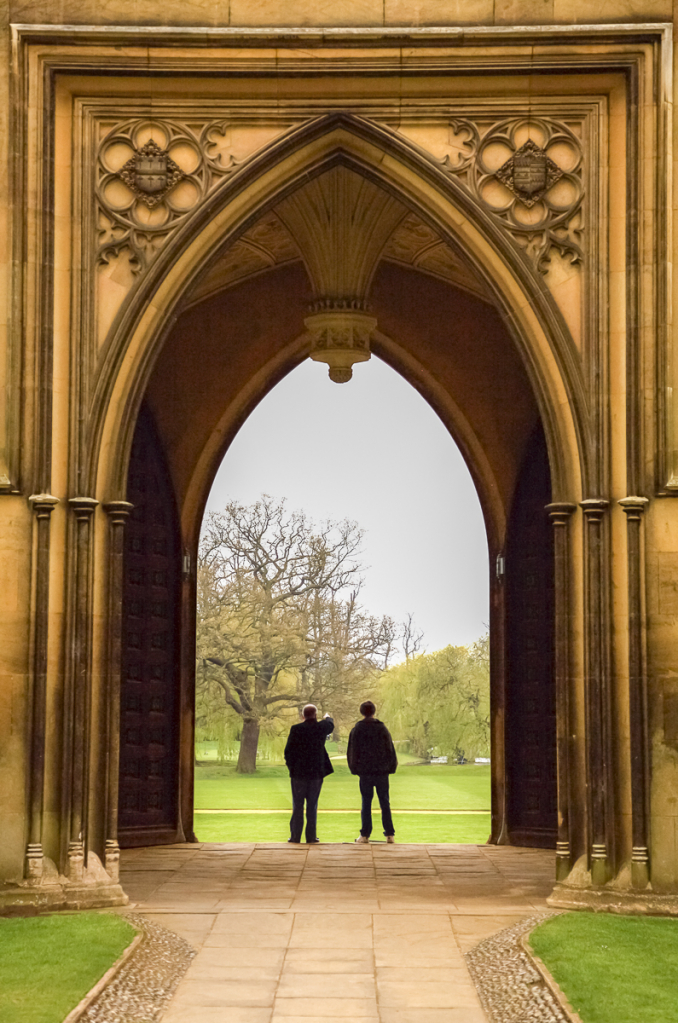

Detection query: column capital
xmin=619 ymin=496 xmax=649 ymax=518
xmin=29 ymin=494 xmax=59 ymax=518
xmin=68 ymin=496 xmax=99 ymax=519
xmin=580 ymin=498 xmax=609 ymax=518
xmin=103 ymin=500 xmax=133 ymax=525
xmin=546 ymin=502 xmax=577 ymax=522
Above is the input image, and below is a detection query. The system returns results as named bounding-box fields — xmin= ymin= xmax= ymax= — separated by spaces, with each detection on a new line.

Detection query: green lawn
xmin=195 ymin=810 xmax=491 ymax=843
xmin=529 ymin=912 xmax=678 ymax=1023
xmin=0 ymin=912 xmax=136 ymax=1023
xmin=194 ymin=758 xmax=491 ymax=843
xmin=195 ymin=761 xmax=491 ymax=810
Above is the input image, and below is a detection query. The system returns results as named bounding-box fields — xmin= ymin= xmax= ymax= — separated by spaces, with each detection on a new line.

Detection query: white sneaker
xmin=386 ymin=836 xmax=395 ymax=844
xmin=355 ymin=836 xmax=369 ymax=844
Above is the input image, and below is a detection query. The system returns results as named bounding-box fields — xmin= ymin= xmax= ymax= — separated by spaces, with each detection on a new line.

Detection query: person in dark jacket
xmin=347 ymin=700 xmax=398 ymax=844
xmin=284 ymin=704 xmax=334 ymax=844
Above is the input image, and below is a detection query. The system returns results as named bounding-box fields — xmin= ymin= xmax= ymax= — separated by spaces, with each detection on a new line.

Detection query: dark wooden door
xmin=118 ymin=403 xmax=182 ymax=845
xmin=505 ymin=425 xmax=557 ymax=847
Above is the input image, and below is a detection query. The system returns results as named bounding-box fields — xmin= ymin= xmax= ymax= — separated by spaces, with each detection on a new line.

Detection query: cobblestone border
xmin=465 ymin=913 xmax=574 ymax=1023
xmin=80 ymin=914 xmax=195 ymax=1022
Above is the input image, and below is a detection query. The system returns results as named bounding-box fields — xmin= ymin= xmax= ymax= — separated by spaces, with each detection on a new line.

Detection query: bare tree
xmin=298 ymin=588 xmax=397 ymax=739
xmin=196 ymin=496 xmax=393 ymax=772
xmin=401 ymin=612 xmax=424 ymax=661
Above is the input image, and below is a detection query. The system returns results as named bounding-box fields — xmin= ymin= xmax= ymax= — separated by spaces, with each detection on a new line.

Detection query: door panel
xmin=505 ymin=425 xmax=557 ymax=847
xmin=118 ymin=403 xmax=182 ymax=845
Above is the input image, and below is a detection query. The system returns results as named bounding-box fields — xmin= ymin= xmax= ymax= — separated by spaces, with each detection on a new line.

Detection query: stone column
xmin=580 ymin=498 xmax=611 ymax=885
xmin=25 ymin=494 xmax=59 ymax=881
xmin=103 ymin=501 xmax=133 ymax=882
xmin=67 ymin=497 xmax=98 ymax=883
xmin=546 ymin=502 xmax=577 ymax=881
xmin=618 ymin=496 xmax=650 ymax=888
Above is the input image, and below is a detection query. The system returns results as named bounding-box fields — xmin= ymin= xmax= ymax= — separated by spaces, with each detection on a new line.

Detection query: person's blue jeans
xmin=290 ymin=776 xmax=324 ymax=842
xmin=359 ymin=774 xmax=395 ymax=838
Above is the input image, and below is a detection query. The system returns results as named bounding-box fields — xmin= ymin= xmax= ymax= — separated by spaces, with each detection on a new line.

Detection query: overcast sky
xmin=204 ymin=355 xmax=489 ymax=653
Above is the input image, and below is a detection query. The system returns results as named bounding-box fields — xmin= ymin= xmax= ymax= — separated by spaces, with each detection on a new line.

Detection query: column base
xmin=24 ymin=843 xmax=44 ymax=882
xmin=590 ymin=845 xmax=610 ymax=886
xmin=67 ymin=840 xmax=85 ymax=884
xmin=548 ymin=883 xmax=678 ymax=916
xmin=0 ymin=851 xmax=128 ymax=916
xmin=105 ymin=840 xmax=120 ymax=883
xmin=555 ymin=841 xmax=571 ymax=882
xmin=631 ymin=847 xmax=650 ymax=889
xmin=0 ymin=880 xmax=128 ymax=915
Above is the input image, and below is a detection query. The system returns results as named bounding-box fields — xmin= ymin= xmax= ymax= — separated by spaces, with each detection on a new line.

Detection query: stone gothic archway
xmin=102 ymin=133 xmax=576 ymax=864
xmin=4 ymin=24 xmax=674 ymax=917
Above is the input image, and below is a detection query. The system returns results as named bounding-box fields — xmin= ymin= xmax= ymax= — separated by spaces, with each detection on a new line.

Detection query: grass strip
xmin=0 ymin=912 xmax=136 ymax=1023
xmin=194 ymin=810 xmax=491 ymax=843
xmin=195 ymin=761 xmax=491 ymax=811
xmin=529 ymin=912 xmax=678 ymax=1023
xmin=195 ymin=808 xmax=489 ymax=813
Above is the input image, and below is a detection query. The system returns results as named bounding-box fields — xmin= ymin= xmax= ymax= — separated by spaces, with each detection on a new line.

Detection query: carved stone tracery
xmin=96 ymin=118 xmax=241 ymax=271
xmin=95 ymin=111 xmax=584 ymax=292
xmin=437 ymin=115 xmax=584 ymax=273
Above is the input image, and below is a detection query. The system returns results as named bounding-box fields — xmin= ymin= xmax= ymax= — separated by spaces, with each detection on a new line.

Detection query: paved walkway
xmin=120 ymin=842 xmax=554 ymax=1023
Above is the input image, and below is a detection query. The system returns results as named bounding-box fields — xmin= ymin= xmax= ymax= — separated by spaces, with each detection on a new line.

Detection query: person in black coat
xmin=284 ymin=704 xmax=334 ymax=844
xmin=347 ymin=700 xmax=398 ymax=843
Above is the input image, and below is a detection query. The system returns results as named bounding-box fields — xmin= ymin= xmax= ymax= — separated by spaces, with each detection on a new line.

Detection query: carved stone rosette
xmin=439 ymin=116 xmax=583 ymax=273
xmin=96 ymin=118 xmax=241 ymax=271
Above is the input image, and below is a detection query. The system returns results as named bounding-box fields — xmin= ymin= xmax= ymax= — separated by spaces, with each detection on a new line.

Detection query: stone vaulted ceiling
xmin=185 ymin=177 xmax=492 ymax=310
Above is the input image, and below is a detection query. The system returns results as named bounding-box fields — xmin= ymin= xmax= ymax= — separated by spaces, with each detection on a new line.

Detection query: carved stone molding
xmin=580 ymin=498 xmax=611 ymax=886
xmin=546 ymin=502 xmax=577 ymax=882
xmin=25 ymin=494 xmax=59 ymax=882
xmin=66 ymin=497 xmax=99 ymax=882
xmin=438 ymin=116 xmax=583 ymax=273
xmin=619 ymin=497 xmax=651 ymax=888
xmin=97 ymin=118 xmax=241 ymax=272
xmin=103 ymin=500 xmax=133 ymax=883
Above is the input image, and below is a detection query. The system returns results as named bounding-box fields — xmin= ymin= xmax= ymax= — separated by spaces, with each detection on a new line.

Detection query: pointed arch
xmin=89 ymin=112 xmax=588 ymax=512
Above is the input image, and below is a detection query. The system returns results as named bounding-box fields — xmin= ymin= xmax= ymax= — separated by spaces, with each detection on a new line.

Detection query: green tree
xmin=379 ymin=634 xmax=490 ymax=761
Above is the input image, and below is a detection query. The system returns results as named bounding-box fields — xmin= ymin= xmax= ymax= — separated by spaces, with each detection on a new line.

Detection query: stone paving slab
xmin=119 ymin=843 xmax=555 ymax=1023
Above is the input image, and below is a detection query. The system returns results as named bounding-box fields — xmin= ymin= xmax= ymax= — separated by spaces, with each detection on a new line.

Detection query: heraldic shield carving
xmin=119 ymin=139 xmax=184 ymax=208
xmin=495 ymin=139 xmax=563 ymax=208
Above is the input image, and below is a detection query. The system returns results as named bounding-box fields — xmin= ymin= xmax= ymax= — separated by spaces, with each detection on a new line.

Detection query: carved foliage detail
xmin=439 ymin=116 xmax=583 ymax=273
xmin=96 ymin=118 xmax=240 ymax=272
